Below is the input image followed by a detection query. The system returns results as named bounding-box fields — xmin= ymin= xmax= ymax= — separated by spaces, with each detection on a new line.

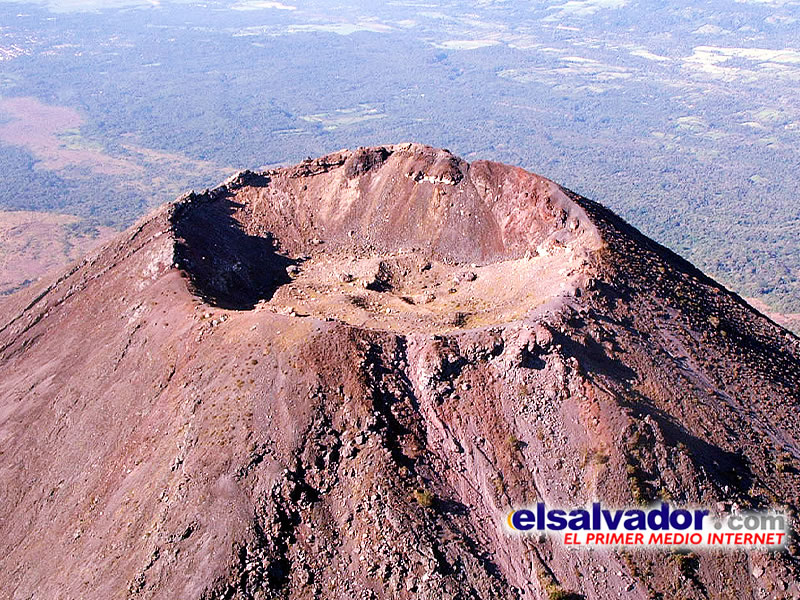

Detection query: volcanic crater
xmin=172 ymin=143 xmax=601 ymax=332
xmin=1 ymin=143 xmax=799 ymax=600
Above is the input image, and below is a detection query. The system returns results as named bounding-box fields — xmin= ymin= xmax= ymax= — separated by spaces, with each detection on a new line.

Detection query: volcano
xmin=1 ymin=144 xmax=798 ymax=599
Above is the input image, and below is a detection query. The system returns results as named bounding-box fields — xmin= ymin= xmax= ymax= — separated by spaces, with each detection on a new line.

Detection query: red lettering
xmin=564 ymin=533 xmax=580 ymax=545
xmin=648 ymin=533 xmax=664 ymax=544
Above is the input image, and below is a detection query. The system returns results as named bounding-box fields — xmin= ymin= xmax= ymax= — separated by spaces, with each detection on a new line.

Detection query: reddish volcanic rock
xmin=0 ymin=144 xmax=798 ymax=600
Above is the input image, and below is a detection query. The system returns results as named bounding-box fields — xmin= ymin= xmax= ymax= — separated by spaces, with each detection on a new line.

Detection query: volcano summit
xmin=0 ymin=144 xmax=798 ymax=599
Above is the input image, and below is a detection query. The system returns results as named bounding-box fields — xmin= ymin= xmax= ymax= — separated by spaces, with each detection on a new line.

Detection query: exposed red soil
xmin=0 ymin=144 xmax=798 ymax=600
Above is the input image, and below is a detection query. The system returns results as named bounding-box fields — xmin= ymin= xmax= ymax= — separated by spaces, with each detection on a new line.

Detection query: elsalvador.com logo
xmin=506 ymin=502 xmax=789 ymax=548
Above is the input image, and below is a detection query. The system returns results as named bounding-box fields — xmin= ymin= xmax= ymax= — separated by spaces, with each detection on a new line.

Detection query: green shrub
xmin=412 ymin=488 xmax=434 ymax=508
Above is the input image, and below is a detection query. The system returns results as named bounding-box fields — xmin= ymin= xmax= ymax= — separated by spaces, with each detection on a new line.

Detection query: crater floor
xmin=262 ymin=246 xmax=589 ymax=333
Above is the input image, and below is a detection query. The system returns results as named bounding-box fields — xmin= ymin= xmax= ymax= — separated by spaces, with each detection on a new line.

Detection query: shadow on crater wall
xmin=171 ymin=193 xmax=295 ymax=310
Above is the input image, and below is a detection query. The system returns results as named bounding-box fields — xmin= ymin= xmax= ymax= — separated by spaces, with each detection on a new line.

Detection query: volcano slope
xmin=0 ymin=144 xmax=799 ymax=600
